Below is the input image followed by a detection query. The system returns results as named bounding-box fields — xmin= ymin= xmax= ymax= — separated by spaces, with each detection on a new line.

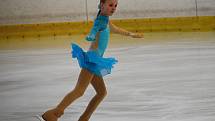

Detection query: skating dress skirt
xmin=71 ymin=27 xmax=118 ymax=77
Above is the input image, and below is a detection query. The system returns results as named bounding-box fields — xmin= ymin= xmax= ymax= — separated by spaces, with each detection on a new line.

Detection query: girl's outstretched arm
xmin=109 ymin=21 xmax=144 ymax=38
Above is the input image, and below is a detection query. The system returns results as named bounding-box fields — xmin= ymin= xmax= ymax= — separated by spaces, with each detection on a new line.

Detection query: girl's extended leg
xmin=42 ymin=69 xmax=94 ymax=121
xmin=78 ymin=75 xmax=107 ymax=121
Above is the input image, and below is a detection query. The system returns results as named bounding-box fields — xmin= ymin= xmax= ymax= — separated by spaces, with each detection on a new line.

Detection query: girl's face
xmin=101 ymin=0 xmax=118 ymax=16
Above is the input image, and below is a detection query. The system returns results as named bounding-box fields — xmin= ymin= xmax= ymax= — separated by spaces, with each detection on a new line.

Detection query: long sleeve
xmin=109 ymin=21 xmax=131 ymax=36
xmin=86 ymin=15 xmax=109 ymax=41
xmin=109 ymin=21 xmax=144 ymax=38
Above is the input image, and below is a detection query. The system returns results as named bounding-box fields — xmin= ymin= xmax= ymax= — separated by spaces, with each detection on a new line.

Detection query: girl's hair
xmin=97 ymin=0 xmax=107 ymax=17
xmin=100 ymin=0 xmax=106 ymax=3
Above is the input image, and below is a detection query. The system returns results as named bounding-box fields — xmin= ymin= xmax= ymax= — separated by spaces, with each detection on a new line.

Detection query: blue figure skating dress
xmin=71 ymin=15 xmax=118 ymax=77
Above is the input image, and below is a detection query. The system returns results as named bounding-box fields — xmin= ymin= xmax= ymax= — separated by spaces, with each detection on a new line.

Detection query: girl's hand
xmin=130 ymin=33 xmax=144 ymax=38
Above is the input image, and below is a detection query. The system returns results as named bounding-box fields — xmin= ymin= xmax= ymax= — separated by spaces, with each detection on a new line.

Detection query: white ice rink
xmin=0 ymin=32 xmax=215 ymax=121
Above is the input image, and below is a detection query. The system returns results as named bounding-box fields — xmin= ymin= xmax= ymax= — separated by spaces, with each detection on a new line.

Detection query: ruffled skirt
xmin=71 ymin=43 xmax=118 ymax=77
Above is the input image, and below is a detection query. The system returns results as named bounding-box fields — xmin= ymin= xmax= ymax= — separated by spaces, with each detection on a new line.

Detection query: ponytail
xmin=96 ymin=2 xmax=101 ymax=17
xmin=97 ymin=0 xmax=106 ymax=17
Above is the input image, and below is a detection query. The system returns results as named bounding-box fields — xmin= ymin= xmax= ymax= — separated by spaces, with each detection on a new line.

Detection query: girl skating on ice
xmin=38 ymin=0 xmax=143 ymax=121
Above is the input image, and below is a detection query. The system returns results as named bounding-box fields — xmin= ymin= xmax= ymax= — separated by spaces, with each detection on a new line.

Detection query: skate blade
xmin=35 ymin=115 xmax=46 ymax=121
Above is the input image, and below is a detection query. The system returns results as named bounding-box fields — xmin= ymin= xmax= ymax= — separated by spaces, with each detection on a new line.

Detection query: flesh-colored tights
xmin=42 ymin=69 xmax=107 ymax=121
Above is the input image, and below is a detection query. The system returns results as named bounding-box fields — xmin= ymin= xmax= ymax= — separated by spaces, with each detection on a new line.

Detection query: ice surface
xmin=0 ymin=32 xmax=215 ymax=121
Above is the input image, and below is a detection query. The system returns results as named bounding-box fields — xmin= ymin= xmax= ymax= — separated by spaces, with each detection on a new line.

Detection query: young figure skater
xmin=37 ymin=0 xmax=143 ymax=121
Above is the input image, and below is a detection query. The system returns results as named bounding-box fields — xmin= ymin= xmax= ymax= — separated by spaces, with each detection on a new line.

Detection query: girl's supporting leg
xmin=78 ymin=75 xmax=107 ymax=121
xmin=42 ymin=69 xmax=94 ymax=121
